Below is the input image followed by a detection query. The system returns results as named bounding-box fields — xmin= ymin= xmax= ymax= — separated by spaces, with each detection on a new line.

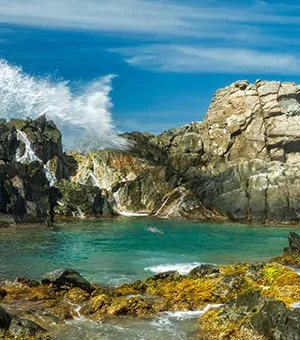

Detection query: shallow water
xmin=0 ymin=218 xmax=298 ymax=285
xmin=1 ymin=218 xmax=299 ymax=339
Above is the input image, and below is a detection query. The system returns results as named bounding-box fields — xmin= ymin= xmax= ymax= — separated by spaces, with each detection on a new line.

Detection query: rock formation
xmin=2 ymin=79 xmax=300 ymax=224
xmin=64 ymin=80 xmax=300 ymax=223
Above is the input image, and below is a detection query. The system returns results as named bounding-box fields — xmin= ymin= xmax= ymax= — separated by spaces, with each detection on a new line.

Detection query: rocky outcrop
xmin=199 ymin=291 xmax=300 ymax=340
xmin=61 ymin=79 xmax=300 ymax=223
xmin=41 ymin=268 xmax=92 ymax=292
xmin=1 ymin=256 xmax=300 ymax=339
xmin=0 ymin=116 xmax=65 ymax=224
xmin=271 ymin=231 xmax=300 ymax=267
xmin=0 ymin=305 xmax=49 ymax=339
xmin=4 ymin=79 xmax=300 ymax=223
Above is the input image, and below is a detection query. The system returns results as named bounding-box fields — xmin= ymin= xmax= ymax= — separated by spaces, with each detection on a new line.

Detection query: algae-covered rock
xmin=41 ymin=269 xmax=92 ymax=292
xmin=199 ymin=291 xmax=300 ymax=340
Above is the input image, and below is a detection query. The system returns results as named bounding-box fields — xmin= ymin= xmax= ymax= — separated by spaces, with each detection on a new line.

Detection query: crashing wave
xmin=0 ymin=59 xmax=129 ymax=151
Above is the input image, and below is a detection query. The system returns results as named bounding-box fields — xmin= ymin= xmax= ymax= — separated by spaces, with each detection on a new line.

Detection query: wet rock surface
xmin=1 ymin=258 xmax=300 ymax=339
xmin=41 ymin=268 xmax=92 ymax=292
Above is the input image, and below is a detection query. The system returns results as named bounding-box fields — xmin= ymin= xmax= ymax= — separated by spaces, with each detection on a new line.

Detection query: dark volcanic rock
xmin=41 ymin=268 xmax=92 ymax=292
xmin=0 ymin=122 xmax=19 ymax=163
xmin=0 ymin=305 xmax=11 ymax=334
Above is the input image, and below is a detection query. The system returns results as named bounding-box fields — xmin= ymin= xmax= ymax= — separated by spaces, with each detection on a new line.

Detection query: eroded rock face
xmin=4 ymin=79 xmax=300 ymax=223
xmin=0 ymin=116 xmax=65 ymax=224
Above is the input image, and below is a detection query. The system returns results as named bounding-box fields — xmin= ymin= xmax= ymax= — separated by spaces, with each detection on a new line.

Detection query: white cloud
xmin=111 ymin=45 xmax=300 ymax=74
xmin=0 ymin=0 xmax=298 ymax=40
xmin=1 ymin=0 xmax=299 ymax=75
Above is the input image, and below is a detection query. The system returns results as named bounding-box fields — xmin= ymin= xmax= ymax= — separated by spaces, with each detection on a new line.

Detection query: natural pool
xmin=0 ymin=218 xmax=299 ymax=339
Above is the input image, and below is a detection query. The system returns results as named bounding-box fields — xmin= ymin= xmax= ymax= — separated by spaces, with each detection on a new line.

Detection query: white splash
xmin=119 ymin=211 xmax=150 ymax=217
xmin=0 ymin=59 xmax=129 ymax=151
xmin=16 ymin=130 xmax=57 ymax=186
xmin=145 ymin=262 xmax=201 ymax=275
xmin=162 ymin=304 xmax=223 ymax=320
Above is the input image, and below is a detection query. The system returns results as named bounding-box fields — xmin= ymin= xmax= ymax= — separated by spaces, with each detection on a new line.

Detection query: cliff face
xmin=67 ymin=80 xmax=300 ymax=223
xmin=0 ymin=115 xmax=63 ymax=224
xmin=2 ymin=79 xmax=300 ymax=224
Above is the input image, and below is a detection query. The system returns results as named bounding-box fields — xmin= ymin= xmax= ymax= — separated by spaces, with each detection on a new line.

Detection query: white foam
xmin=163 ymin=304 xmax=223 ymax=320
xmin=292 ymin=302 xmax=300 ymax=309
xmin=0 ymin=58 xmax=128 ymax=151
xmin=119 ymin=211 xmax=150 ymax=217
xmin=145 ymin=262 xmax=201 ymax=275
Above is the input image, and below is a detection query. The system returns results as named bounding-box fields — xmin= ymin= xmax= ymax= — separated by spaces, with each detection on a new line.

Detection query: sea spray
xmin=0 ymin=59 xmax=129 ymax=151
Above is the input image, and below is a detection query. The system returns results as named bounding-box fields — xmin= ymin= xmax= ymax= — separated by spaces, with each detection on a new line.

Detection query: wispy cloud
xmin=0 ymin=0 xmax=299 ymax=75
xmin=0 ymin=0 xmax=298 ymax=40
xmin=111 ymin=45 xmax=300 ymax=74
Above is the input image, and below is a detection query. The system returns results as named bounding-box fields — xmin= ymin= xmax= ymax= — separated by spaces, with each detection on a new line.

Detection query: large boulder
xmin=41 ymin=268 xmax=92 ymax=292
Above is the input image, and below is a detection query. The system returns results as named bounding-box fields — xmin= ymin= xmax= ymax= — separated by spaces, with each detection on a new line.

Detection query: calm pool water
xmin=1 ymin=217 xmax=299 ymax=339
xmin=0 ymin=217 xmax=297 ymax=285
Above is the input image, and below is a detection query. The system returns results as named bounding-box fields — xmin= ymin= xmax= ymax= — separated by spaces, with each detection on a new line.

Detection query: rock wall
xmin=3 ymin=79 xmax=300 ymax=224
xmin=69 ymin=80 xmax=300 ymax=223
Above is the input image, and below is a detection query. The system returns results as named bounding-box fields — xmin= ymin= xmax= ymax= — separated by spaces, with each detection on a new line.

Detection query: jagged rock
xmin=251 ymin=299 xmax=300 ymax=340
xmin=54 ymin=180 xmax=114 ymax=217
xmin=284 ymin=232 xmax=300 ymax=254
xmin=9 ymin=114 xmax=63 ymax=163
xmin=199 ymin=291 xmax=300 ymax=340
xmin=0 ymin=305 xmax=11 ymax=334
xmin=187 ymin=264 xmax=220 ymax=279
xmin=41 ymin=268 xmax=92 ymax=292
xmin=6 ymin=317 xmax=50 ymax=339
xmin=0 ymin=122 xmax=19 ymax=163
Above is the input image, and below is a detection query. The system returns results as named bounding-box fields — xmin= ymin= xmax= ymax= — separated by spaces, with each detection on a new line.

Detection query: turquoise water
xmin=1 ymin=218 xmax=299 ymax=339
xmin=0 ymin=218 xmax=298 ymax=285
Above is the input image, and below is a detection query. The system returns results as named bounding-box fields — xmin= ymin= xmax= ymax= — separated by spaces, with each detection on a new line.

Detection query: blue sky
xmin=0 ymin=0 xmax=300 ymax=135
